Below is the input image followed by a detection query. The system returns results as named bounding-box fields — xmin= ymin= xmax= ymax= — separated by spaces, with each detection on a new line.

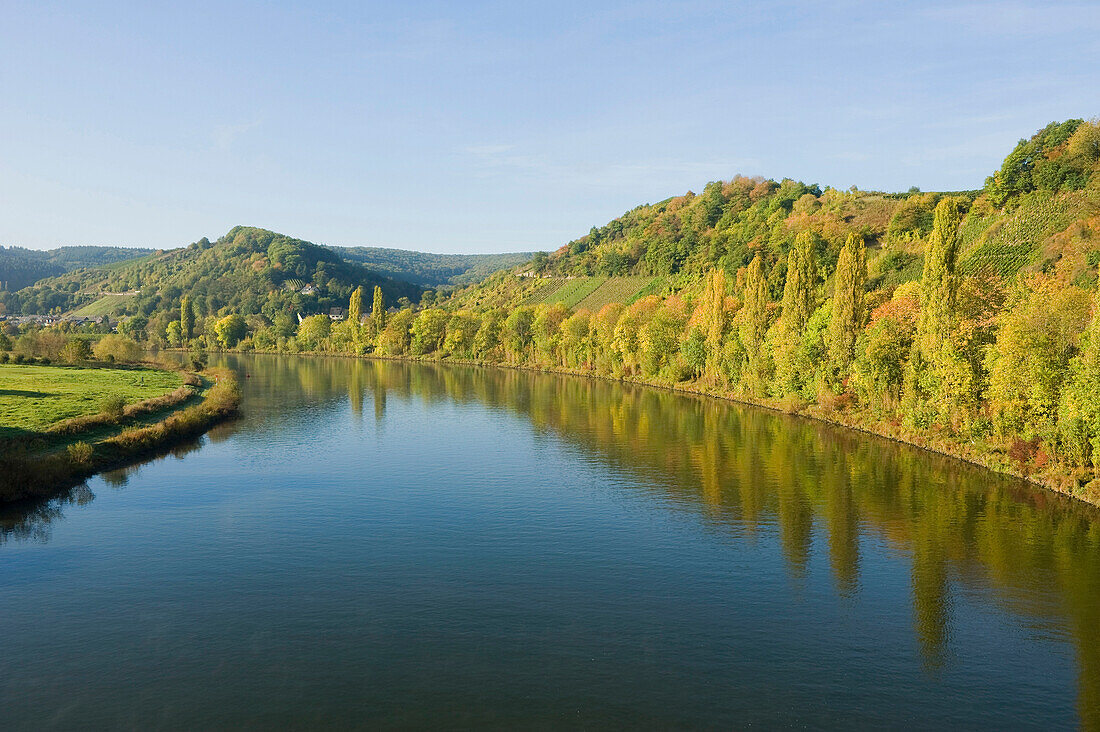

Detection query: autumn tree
xmin=1059 ymin=286 xmax=1100 ymax=465
xmin=986 ymin=277 xmax=1091 ymax=439
xmin=691 ymin=269 xmax=728 ymax=380
xmin=826 ymin=233 xmax=866 ymax=379
xmin=904 ymin=197 xmax=970 ymax=422
xmin=372 ymin=286 xmax=386 ymax=331
xmin=214 ymin=313 xmax=248 ymax=349
xmin=773 ymin=232 xmax=818 ymax=394
xmin=348 ymin=287 xmax=363 ymax=328
xmin=737 ymin=255 xmax=770 ymax=394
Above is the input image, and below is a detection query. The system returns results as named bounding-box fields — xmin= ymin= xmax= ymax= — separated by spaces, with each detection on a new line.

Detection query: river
xmin=2 ymin=354 xmax=1099 ymax=728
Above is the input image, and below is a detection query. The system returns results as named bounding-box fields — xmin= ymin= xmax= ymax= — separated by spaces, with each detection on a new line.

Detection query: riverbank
xmin=0 ymin=365 xmax=241 ymax=503
xmin=183 ymin=346 xmax=1100 ymax=508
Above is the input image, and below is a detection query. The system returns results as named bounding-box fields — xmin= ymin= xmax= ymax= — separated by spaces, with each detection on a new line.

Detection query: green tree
xmin=904 ymin=197 xmax=969 ymax=422
xmin=826 ymin=233 xmax=867 ymax=379
xmin=773 ymin=232 xmax=819 ymax=394
xmin=214 ymin=314 xmax=248 ymax=349
xmin=165 ymin=320 xmax=183 ymax=347
xmin=61 ymin=337 xmax=91 ymax=363
xmin=1059 ymin=286 xmax=1100 ymax=465
xmin=987 ymin=277 xmax=1091 ymax=439
xmin=180 ymin=296 xmax=194 ymax=340
xmin=348 ymin=286 xmax=363 ymax=328
xmin=296 ymin=314 xmax=331 ymax=351
xmin=372 ymin=286 xmax=386 ymax=331
xmin=738 ymin=255 xmax=770 ymax=394
xmin=473 ymin=310 xmax=504 ymax=361
xmin=410 ymin=308 xmax=448 ymax=355
xmin=503 ymin=307 xmax=536 ymax=361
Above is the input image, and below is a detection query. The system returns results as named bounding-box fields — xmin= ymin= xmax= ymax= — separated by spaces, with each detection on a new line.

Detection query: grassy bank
xmin=0 ymin=363 xmax=184 ymax=439
xmin=0 ymin=365 xmax=240 ymax=503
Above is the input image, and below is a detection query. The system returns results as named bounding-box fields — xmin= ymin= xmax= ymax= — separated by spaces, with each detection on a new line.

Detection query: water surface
xmin=2 ymin=354 xmax=1099 ymax=729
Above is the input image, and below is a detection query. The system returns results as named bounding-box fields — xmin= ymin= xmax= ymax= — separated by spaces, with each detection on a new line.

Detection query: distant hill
xmin=329 ymin=246 xmax=532 ymax=288
xmin=0 ymin=245 xmax=153 ymax=292
xmin=0 ymin=227 xmax=422 ymax=318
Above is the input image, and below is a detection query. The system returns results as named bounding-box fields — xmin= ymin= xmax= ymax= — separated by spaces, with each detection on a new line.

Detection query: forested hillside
xmin=330 ymin=246 xmax=532 ymax=288
xmin=0 ymin=227 xmax=421 ymax=335
xmin=0 ymin=245 xmax=153 ymax=292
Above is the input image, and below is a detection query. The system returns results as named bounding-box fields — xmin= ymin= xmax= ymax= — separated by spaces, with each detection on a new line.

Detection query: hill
xmin=0 ymin=245 xmax=153 ymax=292
xmin=329 ymin=246 xmax=532 ymax=289
xmin=0 ymin=227 xmax=422 ymax=327
xmin=447 ymin=119 xmax=1100 ymax=313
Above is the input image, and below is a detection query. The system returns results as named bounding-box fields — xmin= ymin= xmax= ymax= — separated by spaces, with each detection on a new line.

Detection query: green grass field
xmin=70 ymin=293 xmax=135 ymax=316
xmin=0 ymin=364 xmax=182 ymax=438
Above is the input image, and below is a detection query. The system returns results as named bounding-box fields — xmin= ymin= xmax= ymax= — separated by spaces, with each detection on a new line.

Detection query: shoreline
xmin=183 ymin=347 xmax=1099 ymax=509
xmin=0 ymin=366 xmax=241 ymax=504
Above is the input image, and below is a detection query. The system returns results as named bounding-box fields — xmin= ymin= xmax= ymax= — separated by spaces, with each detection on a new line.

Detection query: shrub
xmin=99 ymin=394 xmax=127 ymax=421
xmin=67 ymin=442 xmax=94 ymax=465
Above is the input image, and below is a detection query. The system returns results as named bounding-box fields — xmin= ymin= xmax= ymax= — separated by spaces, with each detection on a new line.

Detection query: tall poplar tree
xmin=372 ymin=286 xmax=386 ymax=330
xmin=916 ymin=198 xmax=962 ymax=358
xmin=826 ymin=233 xmax=867 ymax=377
xmin=739 ymin=256 xmax=770 ymax=394
xmin=773 ymin=231 xmax=818 ymax=393
xmin=180 ymin=296 xmax=194 ymax=340
xmin=780 ymin=231 xmax=817 ymax=335
xmin=904 ymin=197 xmax=966 ymax=420
xmin=695 ymin=269 xmax=727 ymax=379
xmin=348 ymin=286 xmax=363 ymax=327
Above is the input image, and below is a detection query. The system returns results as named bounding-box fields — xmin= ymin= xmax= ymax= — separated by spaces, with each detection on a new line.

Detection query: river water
xmin=2 ymin=354 xmax=1099 ymax=729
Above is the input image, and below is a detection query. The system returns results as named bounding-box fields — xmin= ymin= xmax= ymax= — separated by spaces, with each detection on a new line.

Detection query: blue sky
xmin=2 ymin=1 xmax=1098 ymax=253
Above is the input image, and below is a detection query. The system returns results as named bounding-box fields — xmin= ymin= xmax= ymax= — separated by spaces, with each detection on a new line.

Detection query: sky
xmin=1 ymin=1 xmax=1098 ymax=253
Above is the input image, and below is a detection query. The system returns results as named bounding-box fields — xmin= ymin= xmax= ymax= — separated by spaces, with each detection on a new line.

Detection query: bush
xmin=99 ymin=394 xmax=127 ymax=421
xmin=67 ymin=442 xmax=94 ymax=465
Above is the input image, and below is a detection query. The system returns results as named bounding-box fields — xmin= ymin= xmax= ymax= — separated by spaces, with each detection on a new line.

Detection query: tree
xmin=738 ymin=255 xmax=770 ymax=394
xmin=917 ymin=198 xmax=962 ymax=357
xmin=372 ymin=286 xmax=386 ymax=331
xmin=410 ymin=308 xmax=448 ymax=355
xmin=443 ymin=312 xmax=480 ymax=356
xmin=691 ymin=269 xmax=728 ymax=380
xmin=826 ymin=233 xmax=867 ymax=378
xmin=166 ymin=320 xmax=183 ymax=347
xmin=180 ymin=296 xmax=194 ymax=340
xmin=61 ymin=337 xmax=91 ymax=363
xmin=503 ymin=307 xmax=535 ymax=361
xmin=904 ymin=197 xmax=969 ymax=422
xmin=93 ymin=334 xmax=142 ymax=363
xmin=773 ymin=232 xmax=819 ymax=394
xmin=348 ymin=286 xmax=363 ymax=328
xmin=560 ymin=310 xmax=593 ymax=368
xmin=296 ymin=314 xmax=331 ymax=351
xmin=987 ymin=277 xmax=1091 ymax=439
xmin=214 ymin=313 xmax=248 ymax=349
xmin=378 ymin=309 xmax=414 ymax=355
xmin=1059 ymin=286 xmax=1100 ymax=466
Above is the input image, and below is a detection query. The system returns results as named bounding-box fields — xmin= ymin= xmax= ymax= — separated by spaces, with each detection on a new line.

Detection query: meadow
xmin=0 ymin=364 xmax=182 ymax=438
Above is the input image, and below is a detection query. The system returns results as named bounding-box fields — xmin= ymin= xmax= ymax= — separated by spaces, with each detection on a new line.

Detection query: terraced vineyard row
xmin=959 ymin=194 xmax=1075 ymax=277
xmin=531 ymin=277 xmax=606 ymax=307
xmin=520 ymin=276 xmax=663 ymax=310
xmin=574 ymin=276 xmax=662 ymax=310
